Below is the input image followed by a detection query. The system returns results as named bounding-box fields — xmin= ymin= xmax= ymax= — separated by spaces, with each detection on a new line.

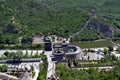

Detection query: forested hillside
xmin=39 ymin=0 xmax=120 ymax=41
xmin=0 ymin=0 xmax=90 ymax=44
xmin=0 ymin=0 xmax=89 ymax=36
xmin=0 ymin=0 xmax=120 ymax=44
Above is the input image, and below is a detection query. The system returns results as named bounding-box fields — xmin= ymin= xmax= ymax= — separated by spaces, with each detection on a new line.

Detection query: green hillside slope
xmin=0 ymin=0 xmax=120 ymax=44
xmin=39 ymin=0 xmax=120 ymax=27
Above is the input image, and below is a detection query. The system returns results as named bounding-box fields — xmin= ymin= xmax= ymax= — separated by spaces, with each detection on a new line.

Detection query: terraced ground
xmin=71 ymin=40 xmax=112 ymax=48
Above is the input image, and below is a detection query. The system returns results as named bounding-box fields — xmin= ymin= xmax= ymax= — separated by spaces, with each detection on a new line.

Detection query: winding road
xmin=67 ymin=11 xmax=96 ymax=43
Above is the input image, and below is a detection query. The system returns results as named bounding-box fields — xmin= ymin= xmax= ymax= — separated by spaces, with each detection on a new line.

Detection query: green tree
xmin=21 ymin=35 xmax=33 ymax=44
xmin=73 ymin=59 xmax=78 ymax=67
xmin=103 ymin=48 xmax=108 ymax=55
xmin=67 ymin=59 xmax=71 ymax=67
xmin=116 ymin=48 xmax=120 ymax=52
xmin=0 ymin=65 xmax=8 ymax=72
xmin=4 ymin=51 xmax=9 ymax=57
xmin=108 ymin=45 xmax=113 ymax=52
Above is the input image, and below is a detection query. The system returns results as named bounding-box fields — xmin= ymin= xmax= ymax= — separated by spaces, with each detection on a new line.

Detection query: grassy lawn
xmin=71 ymin=40 xmax=112 ymax=48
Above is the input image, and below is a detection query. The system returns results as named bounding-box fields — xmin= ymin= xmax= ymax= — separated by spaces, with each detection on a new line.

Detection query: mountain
xmin=0 ymin=0 xmax=89 ymax=36
xmin=38 ymin=0 xmax=120 ymax=28
xmin=0 ymin=0 xmax=120 ymax=44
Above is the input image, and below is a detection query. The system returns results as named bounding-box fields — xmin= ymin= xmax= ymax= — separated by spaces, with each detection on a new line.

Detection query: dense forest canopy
xmin=56 ymin=63 xmax=120 ymax=80
xmin=0 ymin=0 xmax=120 ymax=44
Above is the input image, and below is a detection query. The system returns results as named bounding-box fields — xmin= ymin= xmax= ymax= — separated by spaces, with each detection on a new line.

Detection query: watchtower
xmin=44 ymin=37 xmax=53 ymax=51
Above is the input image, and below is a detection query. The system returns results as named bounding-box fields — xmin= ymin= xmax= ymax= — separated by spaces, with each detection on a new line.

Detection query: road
xmin=67 ymin=11 xmax=96 ymax=43
xmin=32 ymin=64 xmax=39 ymax=80
xmin=0 ymin=72 xmax=18 ymax=80
xmin=110 ymin=40 xmax=120 ymax=47
xmin=44 ymin=51 xmax=55 ymax=79
xmin=72 ymin=66 xmax=113 ymax=70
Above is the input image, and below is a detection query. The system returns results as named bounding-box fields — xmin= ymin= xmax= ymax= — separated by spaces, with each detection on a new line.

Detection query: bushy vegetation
xmin=0 ymin=65 xmax=8 ymax=72
xmin=0 ymin=50 xmax=42 ymax=60
xmin=71 ymin=29 xmax=104 ymax=42
xmin=37 ymin=54 xmax=48 ymax=80
xmin=55 ymin=63 xmax=120 ymax=80
xmin=21 ymin=35 xmax=33 ymax=44
xmin=0 ymin=33 xmax=19 ymax=44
